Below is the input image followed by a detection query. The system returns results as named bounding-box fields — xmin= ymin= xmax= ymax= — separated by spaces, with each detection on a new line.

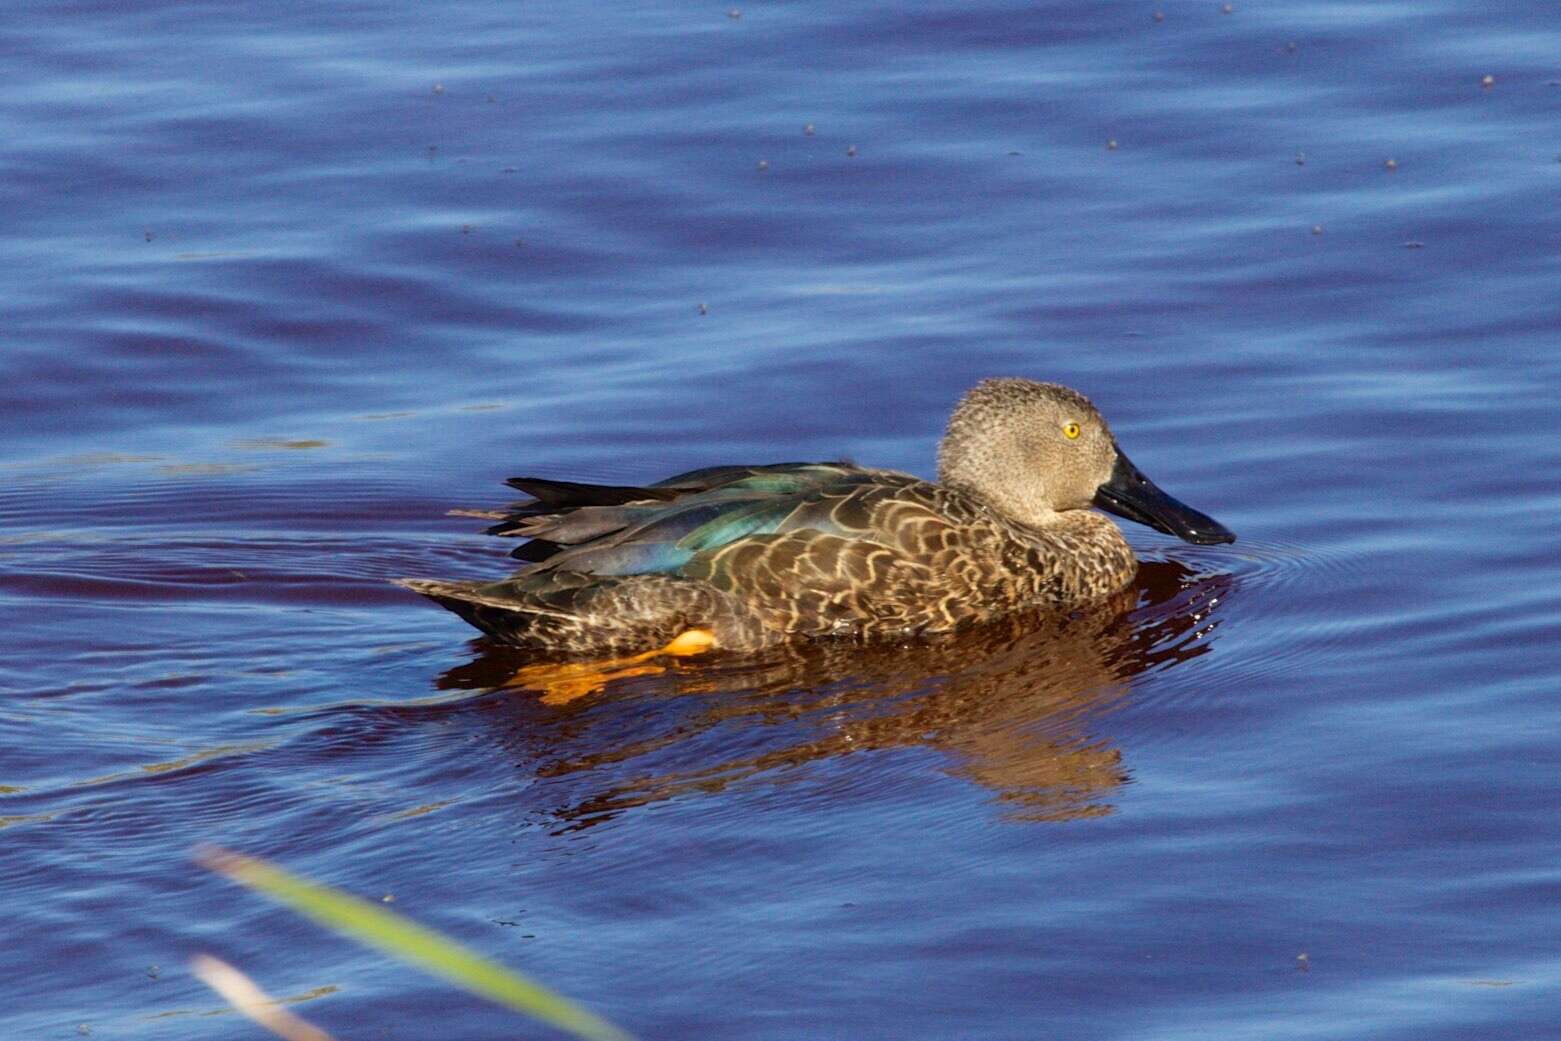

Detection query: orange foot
xmin=506 ymin=629 xmax=718 ymax=706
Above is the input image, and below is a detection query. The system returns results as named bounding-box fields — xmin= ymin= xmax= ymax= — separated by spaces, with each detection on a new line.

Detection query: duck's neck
xmin=943 ymin=476 xmax=1062 ymax=532
xmin=1000 ymin=501 xmax=1128 ymax=546
xmin=1022 ymin=510 xmax=1139 ymax=599
xmin=947 ymin=482 xmax=1138 ymax=598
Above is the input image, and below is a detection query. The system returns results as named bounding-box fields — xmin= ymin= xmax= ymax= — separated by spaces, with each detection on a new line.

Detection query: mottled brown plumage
xmin=399 ymin=379 xmax=1234 ymax=653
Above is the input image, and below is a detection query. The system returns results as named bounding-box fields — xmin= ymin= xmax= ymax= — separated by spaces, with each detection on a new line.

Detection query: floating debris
xmin=698 ymin=303 xmax=709 ymax=316
xmin=1106 ymin=138 xmax=1119 ymax=151
xmin=1404 ymin=240 xmax=1424 ymax=249
xmin=1295 ymin=151 xmax=1306 ymax=165
xmin=1311 ymin=225 xmax=1323 ymax=235
xmin=1153 ymin=10 xmax=1165 ymax=22
xmin=727 ymin=7 xmax=741 ymax=18
xmin=1384 ymin=158 xmax=1398 ymax=171
xmin=143 ymin=229 xmax=154 ymax=242
xmin=461 ymin=224 xmax=474 ymax=235
xmin=1481 ymin=74 xmax=1495 ymax=89
xmin=1221 ymin=3 xmax=1234 ymax=12
xmin=804 ymin=123 xmax=815 ymax=136
xmin=432 ymin=83 xmax=445 ymax=95
xmin=756 ymin=159 xmax=769 ymax=171
xmin=846 ymin=145 xmax=857 ymax=157
xmin=1296 ymin=952 xmax=1310 ymax=971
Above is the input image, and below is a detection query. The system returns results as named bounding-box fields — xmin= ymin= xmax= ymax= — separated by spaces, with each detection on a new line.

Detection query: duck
xmin=398 ymin=378 xmax=1233 ymax=660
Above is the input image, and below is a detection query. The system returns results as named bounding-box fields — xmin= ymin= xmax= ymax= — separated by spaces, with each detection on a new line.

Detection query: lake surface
xmin=4 ymin=2 xmax=1561 ymax=1038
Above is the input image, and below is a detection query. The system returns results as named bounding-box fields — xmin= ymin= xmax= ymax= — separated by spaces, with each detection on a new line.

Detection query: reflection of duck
xmin=400 ymin=380 xmax=1233 ymax=659
xmin=435 ymin=560 xmax=1231 ymax=827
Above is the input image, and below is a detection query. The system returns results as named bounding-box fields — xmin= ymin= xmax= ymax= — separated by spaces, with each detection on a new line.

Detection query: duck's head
xmin=937 ymin=378 xmax=1235 ymax=545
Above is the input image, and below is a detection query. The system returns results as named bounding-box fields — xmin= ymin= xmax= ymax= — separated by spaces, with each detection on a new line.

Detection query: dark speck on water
xmin=4 ymin=2 xmax=1561 ymax=1039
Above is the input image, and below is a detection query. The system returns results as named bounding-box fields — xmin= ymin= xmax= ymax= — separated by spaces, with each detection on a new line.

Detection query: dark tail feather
xmin=487 ymin=477 xmax=686 ymax=548
xmin=509 ymin=538 xmax=563 ymax=563
xmin=487 ymin=470 xmax=774 ymax=558
xmin=395 ymin=579 xmax=541 ymax=643
xmin=503 ymin=477 xmax=680 ymax=508
xmin=483 ymin=511 xmax=547 ymax=538
xmin=396 ymin=577 xmax=485 ymax=623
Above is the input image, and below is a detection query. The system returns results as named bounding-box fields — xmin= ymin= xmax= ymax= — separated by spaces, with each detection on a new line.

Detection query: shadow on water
xmin=430 ymin=560 xmax=1233 ymax=831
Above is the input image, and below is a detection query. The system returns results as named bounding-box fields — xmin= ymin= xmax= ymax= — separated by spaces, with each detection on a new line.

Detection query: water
xmin=4 ymin=1 xmax=1560 ymax=1037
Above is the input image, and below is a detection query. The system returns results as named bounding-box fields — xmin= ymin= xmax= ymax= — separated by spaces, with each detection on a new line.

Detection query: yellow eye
xmin=1063 ymin=422 xmax=1081 ymax=440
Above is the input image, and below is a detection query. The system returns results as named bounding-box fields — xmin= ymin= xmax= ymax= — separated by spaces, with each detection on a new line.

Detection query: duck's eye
xmin=1063 ymin=422 xmax=1081 ymax=440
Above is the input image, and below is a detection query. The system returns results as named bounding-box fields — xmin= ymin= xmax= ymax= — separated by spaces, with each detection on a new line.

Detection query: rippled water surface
xmin=5 ymin=2 xmax=1561 ymax=1038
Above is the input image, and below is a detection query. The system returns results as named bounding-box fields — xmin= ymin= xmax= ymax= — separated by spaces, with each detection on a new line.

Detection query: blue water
xmin=4 ymin=2 xmax=1561 ymax=1038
